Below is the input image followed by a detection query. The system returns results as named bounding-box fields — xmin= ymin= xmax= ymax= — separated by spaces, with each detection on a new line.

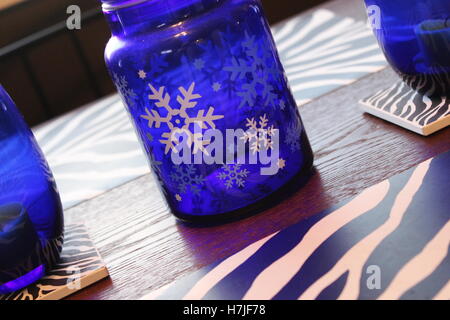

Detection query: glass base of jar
xmin=171 ymin=156 xmax=315 ymax=226
xmin=0 ymin=264 xmax=46 ymax=294
xmin=0 ymin=230 xmax=63 ymax=294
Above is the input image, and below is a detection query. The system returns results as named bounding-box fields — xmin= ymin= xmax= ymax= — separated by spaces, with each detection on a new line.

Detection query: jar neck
xmin=102 ymin=0 xmax=224 ymax=37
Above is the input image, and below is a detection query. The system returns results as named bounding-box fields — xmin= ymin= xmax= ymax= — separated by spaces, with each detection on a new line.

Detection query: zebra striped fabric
xmin=0 ymin=224 xmax=108 ymax=300
xmin=274 ymin=9 xmax=386 ymax=105
xmin=360 ymin=81 xmax=450 ymax=136
xmin=144 ymin=151 xmax=450 ymax=300
xmin=34 ymin=96 xmax=146 ymax=209
xmin=33 ymin=9 xmax=387 ymax=209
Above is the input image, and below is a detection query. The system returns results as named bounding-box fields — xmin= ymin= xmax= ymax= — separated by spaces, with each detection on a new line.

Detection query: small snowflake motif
xmin=212 ymin=82 xmax=222 ymax=92
xmin=175 ymin=194 xmax=182 ymax=202
xmin=193 ymin=58 xmax=205 ymax=70
xmin=171 ymin=165 xmax=205 ymax=195
xmin=279 ymin=100 xmax=286 ymax=111
xmin=148 ymin=54 xmax=169 ymax=75
xmin=285 ymin=120 xmax=302 ymax=152
xmin=147 ymin=148 xmax=162 ymax=177
xmin=141 ymin=82 xmax=224 ymax=155
xmin=224 ymin=32 xmax=281 ymax=109
xmin=113 ymin=73 xmax=137 ymax=107
xmin=277 ymin=158 xmax=286 ymax=170
xmin=138 ymin=70 xmax=147 ymax=79
xmin=241 ymin=114 xmax=276 ymax=154
xmin=218 ymin=164 xmax=250 ymax=189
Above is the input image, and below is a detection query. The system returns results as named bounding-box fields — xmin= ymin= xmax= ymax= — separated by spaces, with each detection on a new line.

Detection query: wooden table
xmin=65 ymin=1 xmax=450 ymax=300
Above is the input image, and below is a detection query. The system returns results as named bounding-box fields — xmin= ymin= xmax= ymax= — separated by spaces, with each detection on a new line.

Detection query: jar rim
xmin=101 ymin=0 xmax=149 ymax=11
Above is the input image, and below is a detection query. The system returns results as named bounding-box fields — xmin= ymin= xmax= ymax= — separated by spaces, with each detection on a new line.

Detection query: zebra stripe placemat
xmin=274 ymin=9 xmax=386 ymax=105
xmin=359 ymin=81 xmax=450 ymax=136
xmin=0 ymin=224 xmax=109 ymax=300
xmin=143 ymin=150 xmax=450 ymax=300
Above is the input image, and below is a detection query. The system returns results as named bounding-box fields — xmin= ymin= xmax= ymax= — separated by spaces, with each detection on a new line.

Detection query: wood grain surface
xmin=64 ymin=64 xmax=450 ymax=300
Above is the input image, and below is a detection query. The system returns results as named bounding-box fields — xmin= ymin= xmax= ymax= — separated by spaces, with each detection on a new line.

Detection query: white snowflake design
xmin=170 ymin=164 xmax=205 ymax=195
xmin=284 ymin=120 xmax=302 ymax=152
xmin=193 ymin=58 xmax=205 ymax=70
xmin=218 ymin=164 xmax=250 ymax=189
xmin=277 ymin=158 xmax=286 ymax=169
xmin=224 ymin=32 xmax=281 ymax=109
xmin=113 ymin=73 xmax=137 ymax=107
xmin=212 ymin=82 xmax=222 ymax=92
xmin=141 ymin=82 xmax=224 ymax=155
xmin=241 ymin=114 xmax=276 ymax=154
xmin=138 ymin=70 xmax=147 ymax=79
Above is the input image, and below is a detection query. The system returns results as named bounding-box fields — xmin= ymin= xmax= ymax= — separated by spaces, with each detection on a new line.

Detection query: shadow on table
xmin=176 ymin=168 xmax=332 ymax=266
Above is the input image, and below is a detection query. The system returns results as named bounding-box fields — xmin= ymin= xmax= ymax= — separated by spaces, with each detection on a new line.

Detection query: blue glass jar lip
xmin=101 ymin=0 xmax=149 ymax=11
xmin=101 ymin=0 xmax=222 ymax=11
xmin=100 ymin=0 xmax=220 ymax=12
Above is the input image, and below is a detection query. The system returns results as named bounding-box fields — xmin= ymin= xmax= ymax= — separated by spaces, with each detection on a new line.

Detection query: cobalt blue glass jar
xmin=365 ymin=0 xmax=450 ymax=95
xmin=0 ymin=85 xmax=64 ymax=294
xmin=101 ymin=0 xmax=314 ymax=223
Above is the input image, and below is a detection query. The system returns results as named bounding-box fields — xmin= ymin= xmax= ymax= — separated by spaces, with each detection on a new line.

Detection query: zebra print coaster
xmin=0 ymin=224 xmax=109 ymax=300
xmin=144 ymin=151 xmax=450 ymax=300
xmin=359 ymin=81 xmax=450 ymax=136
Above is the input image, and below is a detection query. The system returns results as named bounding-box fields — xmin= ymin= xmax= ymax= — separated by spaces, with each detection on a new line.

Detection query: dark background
xmin=0 ymin=0 xmax=328 ymax=126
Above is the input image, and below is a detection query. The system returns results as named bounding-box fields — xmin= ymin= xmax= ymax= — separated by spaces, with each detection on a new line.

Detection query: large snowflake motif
xmin=141 ymin=82 xmax=224 ymax=155
xmin=113 ymin=73 xmax=137 ymax=107
xmin=284 ymin=120 xmax=302 ymax=152
xmin=241 ymin=114 xmax=276 ymax=154
xmin=170 ymin=165 xmax=205 ymax=195
xmin=225 ymin=32 xmax=281 ymax=109
xmin=218 ymin=164 xmax=250 ymax=189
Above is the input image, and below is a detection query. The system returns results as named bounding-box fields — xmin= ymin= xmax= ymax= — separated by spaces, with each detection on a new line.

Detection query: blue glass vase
xmin=365 ymin=0 xmax=450 ymax=95
xmin=101 ymin=0 xmax=314 ymax=223
xmin=0 ymin=85 xmax=64 ymax=294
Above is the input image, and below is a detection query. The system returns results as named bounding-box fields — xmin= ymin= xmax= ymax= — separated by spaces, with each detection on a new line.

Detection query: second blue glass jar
xmin=365 ymin=0 xmax=450 ymax=95
xmin=101 ymin=0 xmax=314 ymax=222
